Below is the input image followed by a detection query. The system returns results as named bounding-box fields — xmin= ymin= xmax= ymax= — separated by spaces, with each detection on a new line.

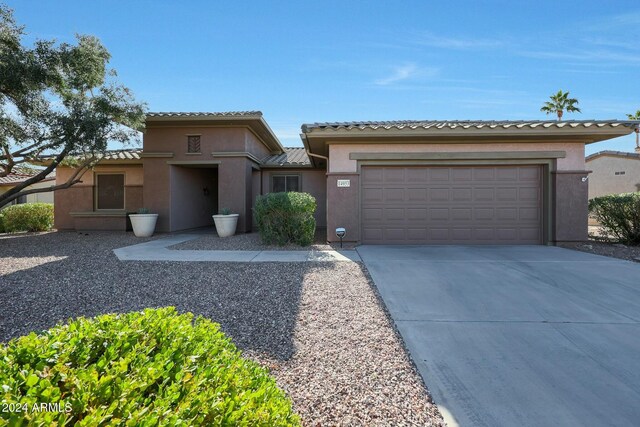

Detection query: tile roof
xmin=586 ymin=150 xmax=640 ymax=161
xmin=101 ymin=149 xmax=142 ymax=160
xmin=0 ymin=172 xmax=55 ymax=185
xmin=302 ymin=119 xmax=639 ymax=133
xmin=262 ymin=147 xmax=311 ymax=167
xmin=147 ymin=111 xmax=262 ymax=118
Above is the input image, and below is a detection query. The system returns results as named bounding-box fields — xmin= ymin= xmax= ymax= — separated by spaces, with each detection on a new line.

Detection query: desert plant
xmin=589 ymin=192 xmax=640 ymax=245
xmin=254 ymin=192 xmax=316 ymax=246
xmin=0 ymin=307 xmax=300 ymax=426
xmin=219 ymin=207 xmax=232 ymax=215
xmin=1 ymin=203 xmax=54 ymax=232
xmin=136 ymin=207 xmax=150 ymax=214
xmin=540 ymin=90 xmax=581 ymax=120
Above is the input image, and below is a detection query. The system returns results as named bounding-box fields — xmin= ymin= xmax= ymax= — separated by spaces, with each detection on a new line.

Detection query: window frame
xmin=271 ymin=173 xmax=301 ymax=193
xmin=94 ymin=172 xmax=126 ymax=211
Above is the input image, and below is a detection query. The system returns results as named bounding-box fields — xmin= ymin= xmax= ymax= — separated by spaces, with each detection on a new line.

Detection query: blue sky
xmin=8 ymin=0 xmax=640 ymax=153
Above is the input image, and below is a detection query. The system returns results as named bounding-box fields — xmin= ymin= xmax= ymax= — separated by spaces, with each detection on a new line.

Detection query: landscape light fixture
xmin=336 ymin=227 xmax=346 ymax=248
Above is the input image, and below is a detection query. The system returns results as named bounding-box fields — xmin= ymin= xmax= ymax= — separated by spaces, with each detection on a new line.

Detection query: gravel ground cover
xmin=171 ymin=228 xmax=358 ymax=251
xmin=0 ymin=231 xmax=443 ymax=426
xmin=558 ymin=240 xmax=640 ymax=262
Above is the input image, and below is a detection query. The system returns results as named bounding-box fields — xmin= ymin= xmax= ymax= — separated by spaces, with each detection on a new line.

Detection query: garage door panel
xmin=362 ymin=167 xmax=383 ymax=182
xmin=384 ymin=188 xmax=405 ymax=202
xmin=452 ymin=168 xmax=473 ymax=181
xmin=362 ymin=208 xmax=383 ymax=221
xmin=474 ymin=188 xmax=495 ymax=201
xmin=430 ymin=188 xmax=449 ymax=201
xmin=385 ymin=208 xmax=405 ymax=221
xmin=452 ymin=188 xmax=472 ymax=201
xmin=473 ymin=168 xmax=495 ymax=180
xmin=362 ymin=188 xmax=383 ymax=202
xmin=496 ymin=187 xmax=518 ymax=201
xmin=384 ymin=168 xmax=405 ymax=182
xmin=361 ymin=165 xmax=543 ymax=244
xmin=496 ymin=167 xmax=518 ymax=180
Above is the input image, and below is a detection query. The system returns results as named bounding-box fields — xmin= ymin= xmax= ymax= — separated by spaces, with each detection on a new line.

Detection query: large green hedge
xmin=1 ymin=203 xmax=54 ymax=232
xmin=589 ymin=192 xmax=640 ymax=245
xmin=0 ymin=307 xmax=300 ymax=426
xmin=254 ymin=192 xmax=316 ymax=246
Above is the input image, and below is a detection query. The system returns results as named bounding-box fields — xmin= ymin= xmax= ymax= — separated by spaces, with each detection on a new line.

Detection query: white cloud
xmin=413 ymin=33 xmax=505 ymax=50
xmin=374 ymin=63 xmax=437 ymax=86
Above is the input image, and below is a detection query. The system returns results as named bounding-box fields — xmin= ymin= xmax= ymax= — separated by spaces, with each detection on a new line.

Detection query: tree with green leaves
xmin=0 ymin=5 xmax=145 ymax=208
xmin=627 ymin=110 xmax=640 ymax=120
xmin=540 ymin=90 xmax=581 ymax=121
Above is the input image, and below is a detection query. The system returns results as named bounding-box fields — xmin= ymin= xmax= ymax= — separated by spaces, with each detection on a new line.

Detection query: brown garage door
xmin=361 ymin=165 xmax=542 ymax=244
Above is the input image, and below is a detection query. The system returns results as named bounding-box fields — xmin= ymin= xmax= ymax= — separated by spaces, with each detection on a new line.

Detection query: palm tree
xmin=628 ymin=111 xmax=640 ymax=149
xmin=540 ymin=90 xmax=581 ymax=120
xmin=627 ymin=110 xmax=640 ymax=120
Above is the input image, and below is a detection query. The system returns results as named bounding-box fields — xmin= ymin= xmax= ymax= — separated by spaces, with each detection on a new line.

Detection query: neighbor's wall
xmin=261 ymin=168 xmax=327 ymax=227
xmin=587 ymin=156 xmax=640 ymax=199
xmin=54 ymin=165 xmax=143 ymax=230
xmin=0 ymin=180 xmax=54 ymax=204
xmin=326 ymin=141 xmax=587 ymax=243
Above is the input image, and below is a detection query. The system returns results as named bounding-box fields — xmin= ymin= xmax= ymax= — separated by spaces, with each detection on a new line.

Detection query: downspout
xmin=301 ymin=133 xmax=329 ymax=171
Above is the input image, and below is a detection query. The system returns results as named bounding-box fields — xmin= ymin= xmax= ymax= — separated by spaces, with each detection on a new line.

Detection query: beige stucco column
xmin=217 ymin=157 xmax=253 ymax=233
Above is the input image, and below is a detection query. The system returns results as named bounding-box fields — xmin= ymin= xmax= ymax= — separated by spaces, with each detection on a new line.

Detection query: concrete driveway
xmin=357 ymin=245 xmax=640 ymax=427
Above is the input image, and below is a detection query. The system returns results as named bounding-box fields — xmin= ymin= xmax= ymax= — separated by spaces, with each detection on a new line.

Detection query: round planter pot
xmin=129 ymin=214 xmax=159 ymax=237
xmin=212 ymin=214 xmax=239 ymax=238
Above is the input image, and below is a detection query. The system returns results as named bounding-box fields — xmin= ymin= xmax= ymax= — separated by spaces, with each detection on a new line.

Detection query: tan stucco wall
xmin=587 ymin=156 xmax=640 ymax=199
xmin=54 ymin=165 xmax=143 ymax=230
xmin=144 ymin=126 xmax=271 ymax=160
xmin=329 ymin=142 xmax=585 ymax=173
xmin=260 ymin=168 xmax=327 ymax=227
xmin=143 ymin=126 xmax=275 ymax=233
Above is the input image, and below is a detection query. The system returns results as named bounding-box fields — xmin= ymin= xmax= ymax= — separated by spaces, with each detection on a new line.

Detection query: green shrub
xmin=0 ymin=307 xmax=300 ymax=426
xmin=254 ymin=192 xmax=316 ymax=246
xmin=0 ymin=210 xmax=5 ymax=233
xmin=589 ymin=192 xmax=640 ymax=245
xmin=1 ymin=203 xmax=54 ymax=232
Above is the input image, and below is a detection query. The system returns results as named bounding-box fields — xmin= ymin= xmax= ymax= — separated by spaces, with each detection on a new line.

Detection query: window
xmin=96 ymin=174 xmax=125 ymax=210
xmin=614 ymin=171 xmax=626 ymax=175
xmin=187 ymin=135 xmax=201 ymax=153
xmin=272 ymin=175 xmax=300 ymax=192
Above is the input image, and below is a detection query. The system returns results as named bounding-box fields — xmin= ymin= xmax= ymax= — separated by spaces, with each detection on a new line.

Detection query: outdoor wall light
xmin=581 ymin=176 xmax=589 ymax=182
xmin=336 ymin=227 xmax=346 ymax=248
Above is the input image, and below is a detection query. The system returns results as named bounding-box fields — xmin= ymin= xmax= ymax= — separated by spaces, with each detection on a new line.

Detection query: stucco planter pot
xmin=212 ymin=214 xmax=239 ymax=238
xmin=129 ymin=214 xmax=159 ymax=237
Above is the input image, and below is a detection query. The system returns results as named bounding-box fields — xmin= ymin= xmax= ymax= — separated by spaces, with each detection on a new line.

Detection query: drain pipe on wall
xmin=302 ymin=132 xmax=329 ymax=171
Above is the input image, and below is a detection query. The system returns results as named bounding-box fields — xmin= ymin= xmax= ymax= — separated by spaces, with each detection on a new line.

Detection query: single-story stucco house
xmin=586 ymin=150 xmax=640 ymax=199
xmin=0 ymin=171 xmax=55 ymax=206
xmin=53 ymin=113 xmax=638 ymax=245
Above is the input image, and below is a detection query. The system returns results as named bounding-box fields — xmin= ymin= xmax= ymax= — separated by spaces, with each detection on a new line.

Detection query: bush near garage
xmin=254 ymin=192 xmax=316 ymax=246
xmin=0 ymin=210 xmax=5 ymax=233
xmin=0 ymin=307 xmax=300 ymax=426
xmin=1 ymin=203 xmax=54 ymax=232
xmin=589 ymin=192 xmax=640 ymax=245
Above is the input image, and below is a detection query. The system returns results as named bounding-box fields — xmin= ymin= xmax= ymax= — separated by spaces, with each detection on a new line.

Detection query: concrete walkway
xmin=358 ymin=245 xmax=640 ymax=427
xmin=114 ymin=234 xmax=361 ymax=262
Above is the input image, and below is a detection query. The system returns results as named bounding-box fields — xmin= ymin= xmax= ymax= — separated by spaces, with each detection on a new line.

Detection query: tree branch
xmin=0 ymin=153 xmax=97 ymax=207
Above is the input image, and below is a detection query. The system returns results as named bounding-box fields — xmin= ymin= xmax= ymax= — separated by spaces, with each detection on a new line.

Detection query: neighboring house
xmin=586 ymin=150 xmax=640 ymax=199
xmin=0 ymin=172 xmax=55 ymax=206
xmin=53 ymin=113 xmax=637 ymax=245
